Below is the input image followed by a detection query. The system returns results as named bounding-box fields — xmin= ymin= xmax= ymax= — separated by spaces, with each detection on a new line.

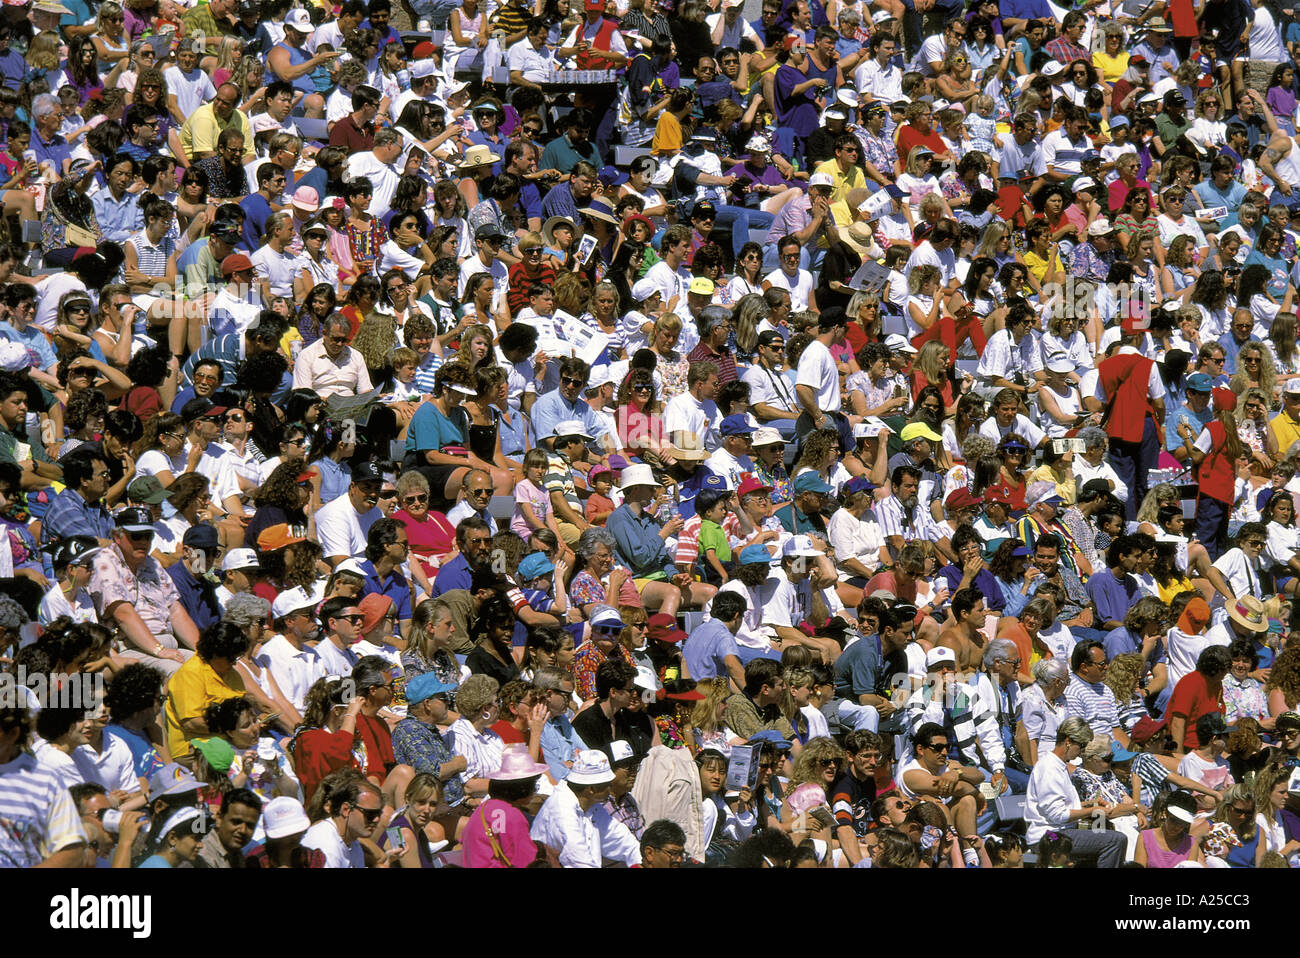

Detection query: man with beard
xmin=432 ymin=517 xmax=494 ymax=596
xmin=258 ymin=583 xmax=327 ymax=713
xmin=876 ymin=464 xmax=927 ymax=558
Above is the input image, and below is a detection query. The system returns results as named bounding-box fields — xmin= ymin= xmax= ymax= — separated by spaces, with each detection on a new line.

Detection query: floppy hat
xmin=580 ymin=197 xmax=619 ymax=225
xmin=568 ymin=748 xmax=616 ymax=785
xmin=457 ymin=144 xmax=502 ymax=169
xmin=750 ymin=427 xmax=784 ymax=447
xmin=667 ymin=433 xmax=708 ymax=460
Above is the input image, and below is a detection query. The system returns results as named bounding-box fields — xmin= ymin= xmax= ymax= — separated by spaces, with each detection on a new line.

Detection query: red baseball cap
xmin=984 ymin=485 xmax=1014 ymax=506
xmin=737 ymin=475 xmax=774 ymax=498
xmin=646 ymin=612 xmax=688 ymax=644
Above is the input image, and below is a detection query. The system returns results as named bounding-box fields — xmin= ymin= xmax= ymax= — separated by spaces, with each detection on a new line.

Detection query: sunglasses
xmin=335 ymin=614 xmax=365 ymax=624
xmin=351 ymin=804 xmax=383 ymax=824
xmin=403 ymin=493 xmax=428 ymax=505
xmin=379 ymin=489 xmax=398 ymax=499
xmin=561 ymin=376 xmax=587 ymax=386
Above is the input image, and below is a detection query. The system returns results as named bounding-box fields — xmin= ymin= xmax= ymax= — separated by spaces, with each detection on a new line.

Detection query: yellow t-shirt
xmin=1024 ymin=249 xmax=1058 ymax=284
xmin=652 ymin=112 xmax=682 ymax=157
xmin=814 ymin=158 xmax=866 ymax=207
xmin=165 ymin=655 xmax=245 ymax=760
xmin=1092 ymin=50 xmax=1130 ymax=85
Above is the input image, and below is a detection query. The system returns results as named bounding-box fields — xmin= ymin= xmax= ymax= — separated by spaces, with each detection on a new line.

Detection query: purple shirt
xmin=774 ymin=64 xmax=820 ymax=138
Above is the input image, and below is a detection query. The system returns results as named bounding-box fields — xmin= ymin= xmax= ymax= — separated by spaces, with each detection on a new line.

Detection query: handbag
xmin=64 ymin=223 xmax=98 ymax=248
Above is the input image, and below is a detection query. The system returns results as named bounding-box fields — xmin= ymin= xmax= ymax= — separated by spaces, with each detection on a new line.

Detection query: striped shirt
xmin=1063 ymin=673 xmax=1122 ymax=738
xmin=128 ymin=229 xmax=176 ymax=282
xmin=0 ymin=752 xmax=86 ymax=867
xmin=902 ymin=679 xmax=983 ymax=769
xmin=489 ymin=0 xmax=532 ymax=34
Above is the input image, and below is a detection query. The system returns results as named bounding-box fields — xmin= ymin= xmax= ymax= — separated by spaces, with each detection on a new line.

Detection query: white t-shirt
xmin=163 ymin=66 xmax=216 ymax=118
xmin=136 ymin=449 xmax=186 ymax=480
xmin=301 ymin=819 xmax=365 ymax=868
xmin=763 ymin=266 xmax=814 ymax=312
xmin=38 ymin=584 xmax=97 ymax=625
xmin=250 ymin=245 xmax=299 ymax=298
xmin=345 ymin=151 xmax=401 ymax=219
xmin=795 ymin=338 xmax=839 ymax=412
xmin=316 ymin=494 xmax=381 ymax=560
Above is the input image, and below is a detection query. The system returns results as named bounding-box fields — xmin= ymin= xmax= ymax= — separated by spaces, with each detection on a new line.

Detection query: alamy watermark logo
xmin=49 ymin=889 xmax=152 ymax=938
xmin=0 ymin=669 xmax=104 ymax=709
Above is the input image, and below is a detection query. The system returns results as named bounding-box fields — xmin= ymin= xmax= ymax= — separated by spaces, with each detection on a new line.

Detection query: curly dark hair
xmin=62 ymin=387 xmax=107 ymax=435
xmin=104 ymin=662 xmax=165 ymax=722
xmin=196 ymin=621 xmax=250 ymax=663
xmin=988 ymin=537 xmax=1028 ymax=582
xmin=253 ymin=461 xmax=310 ymax=512
xmin=202 ymin=696 xmax=257 ymax=738
xmin=125 ymin=343 xmax=171 ymax=390
xmin=236 ymin=350 xmax=289 ymax=394
xmin=259 ymin=537 xmax=323 ymax=589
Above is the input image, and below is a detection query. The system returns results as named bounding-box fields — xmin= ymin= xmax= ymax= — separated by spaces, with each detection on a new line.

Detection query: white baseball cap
xmin=809 ymin=172 xmax=834 ymax=189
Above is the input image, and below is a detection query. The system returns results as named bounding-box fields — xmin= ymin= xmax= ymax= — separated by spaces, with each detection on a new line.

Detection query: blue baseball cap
xmin=518 ymin=551 xmax=555 ymax=581
xmin=598 ymin=164 xmax=628 ymax=187
xmin=739 ymin=544 xmax=775 ymax=566
xmin=720 ymin=414 xmax=756 ymax=437
xmin=792 ymin=471 xmax=833 ymax=494
xmin=844 ymin=477 xmax=877 ymax=496
xmin=749 ymin=730 xmax=792 ymax=750
xmin=406 ymin=672 xmax=458 ymax=706
xmin=1186 ymin=372 xmax=1213 ymax=393
xmin=701 ymin=473 xmax=728 ymax=491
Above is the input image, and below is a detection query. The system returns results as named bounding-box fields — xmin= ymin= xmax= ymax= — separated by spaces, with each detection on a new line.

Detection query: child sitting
xmin=584 ymin=464 xmax=616 ymax=526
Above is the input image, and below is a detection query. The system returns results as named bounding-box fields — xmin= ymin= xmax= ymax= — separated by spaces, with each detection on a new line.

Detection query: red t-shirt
xmin=293 ymin=728 xmax=360 ymax=804
xmin=896 ymin=124 xmax=948 ymax=163
xmin=355 ymin=713 xmax=396 ymax=780
xmin=1166 ymin=671 xmax=1225 ymax=750
xmin=490 ymin=720 xmax=528 ymax=745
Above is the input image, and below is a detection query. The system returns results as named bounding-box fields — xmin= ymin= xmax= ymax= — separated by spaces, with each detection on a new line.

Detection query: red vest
xmin=575 ymin=17 xmax=619 ymax=69
xmin=1196 ymin=419 xmax=1235 ymax=504
xmin=1097 ymin=352 xmax=1154 ymax=444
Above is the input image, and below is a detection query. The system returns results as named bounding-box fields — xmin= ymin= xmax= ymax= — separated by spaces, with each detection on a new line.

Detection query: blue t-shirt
xmin=1244 ymin=248 xmax=1290 ymax=298
xmin=682 ymin=618 xmax=742 ymax=680
xmin=239 ymin=192 xmax=273 ymax=251
xmin=1086 ymin=571 xmax=1140 ymax=626
xmin=104 ymin=723 xmax=165 ymax=780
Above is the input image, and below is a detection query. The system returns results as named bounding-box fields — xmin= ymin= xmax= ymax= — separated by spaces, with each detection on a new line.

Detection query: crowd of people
xmin=6 ymin=0 xmax=1300 ymax=871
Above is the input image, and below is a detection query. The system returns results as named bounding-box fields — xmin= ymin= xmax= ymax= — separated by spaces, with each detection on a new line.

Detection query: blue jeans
xmin=1061 ymin=825 xmax=1128 ymax=868
xmin=1196 ymin=495 xmax=1230 ymax=561
xmin=1106 ymin=417 xmax=1158 ymax=521
xmin=736 ymin=645 xmax=781 ymax=665
xmin=409 ymin=0 xmax=461 ymax=26
xmin=714 ymin=203 xmax=774 ymax=261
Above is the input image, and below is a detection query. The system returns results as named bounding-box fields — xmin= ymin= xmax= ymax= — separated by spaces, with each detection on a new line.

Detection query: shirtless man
xmin=937 ymin=588 xmax=989 ymax=672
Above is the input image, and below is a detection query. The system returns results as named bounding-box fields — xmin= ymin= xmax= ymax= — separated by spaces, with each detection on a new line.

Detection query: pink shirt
xmin=511 ymin=478 xmax=551 ymax=538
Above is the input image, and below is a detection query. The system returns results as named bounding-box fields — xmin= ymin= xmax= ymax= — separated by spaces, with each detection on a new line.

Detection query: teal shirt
xmin=406 ymin=402 xmax=466 ymax=455
xmin=138 ymin=854 xmax=172 ymax=868
xmin=539 ymin=133 xmax=602 ymax=175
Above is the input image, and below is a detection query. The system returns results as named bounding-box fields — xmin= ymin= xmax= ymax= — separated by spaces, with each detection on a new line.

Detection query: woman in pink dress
xmin=1134 ymin=792 xmax=1205 ymax=867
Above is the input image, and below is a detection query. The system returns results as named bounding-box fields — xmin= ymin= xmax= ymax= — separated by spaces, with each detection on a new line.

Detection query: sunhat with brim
xmin=568 ymin=749 xmax=616 ymax=785
xmin=618 ymin=463 xmax=657 ymax=489
xmin=668 ymin=433 xmax=709 ymax=460
xmin=457 ymin=144 xmax=501 ymax=169
xmin=489 ymin=745 xmax=550 ymax=780
xmin=1226 ymin=596 xmax=1269 ymax=633
xmin=543 ymin=215 xmax=576 ymax=247
xmin=580 ymin=197 xmax=620 ymax=225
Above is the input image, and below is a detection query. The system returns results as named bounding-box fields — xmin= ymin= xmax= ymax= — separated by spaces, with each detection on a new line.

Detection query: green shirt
xmin=698 ymin=518 xmax=731 ymax=563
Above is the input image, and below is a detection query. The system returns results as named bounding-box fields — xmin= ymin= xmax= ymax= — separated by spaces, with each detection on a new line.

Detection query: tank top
xmin=271 ymin=40 xmax=317 ymax=95
xmin=1140 ymin=827 xmax=1195 ymax=867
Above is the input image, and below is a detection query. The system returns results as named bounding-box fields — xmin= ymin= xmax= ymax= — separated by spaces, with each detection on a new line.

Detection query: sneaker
xmin=417 ymin=18 xmax=430 ymax=31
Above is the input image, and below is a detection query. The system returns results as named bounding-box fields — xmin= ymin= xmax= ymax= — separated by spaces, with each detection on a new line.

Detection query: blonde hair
xmin=689 ymin=677 xmax=732 ymax=732
xmin=905 ymin=145 xmax=934 ymax=176
xmin=787 ymin=736 xmax=847 ymax=792
xmin=909 ymin=263 xmax=941 ymax=295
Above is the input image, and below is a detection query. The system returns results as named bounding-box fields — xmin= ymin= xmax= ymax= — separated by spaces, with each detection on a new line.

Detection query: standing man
xmin=345 ymin=130 xmax=403 ymax=219
xmin=795 ymin=306 xmax=852 ymax=450
xmin=1092 ymin=312 xmax=1166 ymax=520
